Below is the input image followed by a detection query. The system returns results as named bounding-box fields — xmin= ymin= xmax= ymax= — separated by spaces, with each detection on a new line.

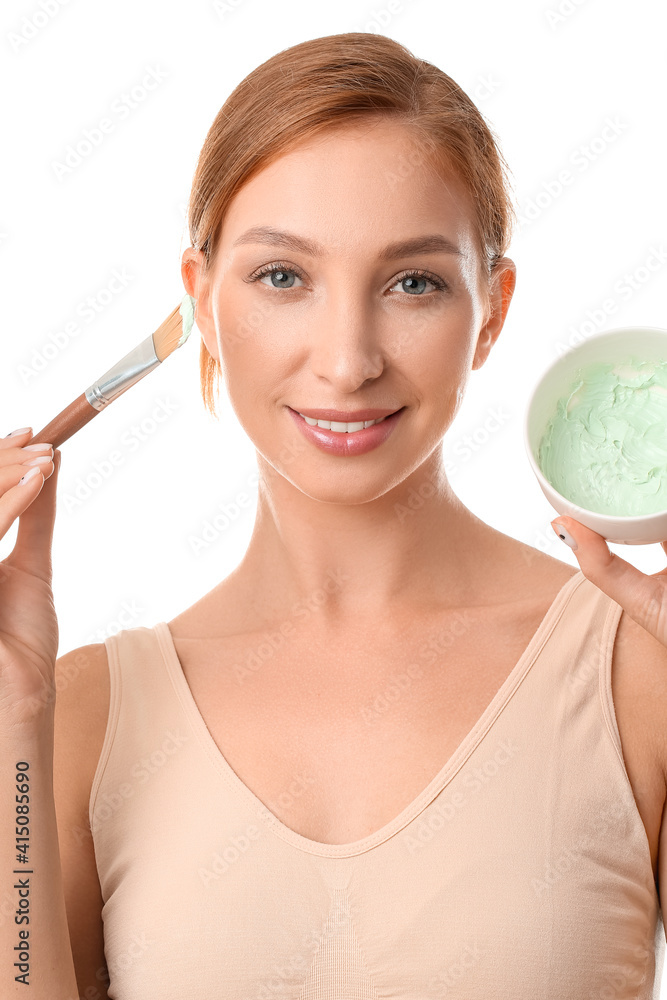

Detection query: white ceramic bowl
xmin=524 ymin=326 xmax=667 ymax=545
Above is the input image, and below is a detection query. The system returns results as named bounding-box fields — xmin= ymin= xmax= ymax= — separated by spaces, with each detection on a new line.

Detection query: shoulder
xmin=53 ymin=642 xmax=111 ymax=816
xmin=611 ymin=609 xmax=667 ymax=783
xmin=52 ymin=643 xmax=111 ymax=994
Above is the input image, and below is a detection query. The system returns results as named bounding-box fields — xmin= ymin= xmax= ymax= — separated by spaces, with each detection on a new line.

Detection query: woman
xmin=1 ymin=31 xmax=666 ymax=1000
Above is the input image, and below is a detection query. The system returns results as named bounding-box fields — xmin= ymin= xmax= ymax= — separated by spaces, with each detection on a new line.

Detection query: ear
xmin=181 ymin=247 xmax=220 ymax=363
xmin=471 ymin=258 xmax=517 ymax=371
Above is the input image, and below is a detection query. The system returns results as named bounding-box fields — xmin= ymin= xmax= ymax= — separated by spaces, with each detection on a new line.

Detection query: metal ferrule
xmin=84 ymin=334 xmax=160 ymax=410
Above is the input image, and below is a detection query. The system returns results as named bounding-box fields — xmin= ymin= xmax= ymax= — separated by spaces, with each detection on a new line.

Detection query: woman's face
xmin=185 ymin=119 xmax=515 ymax=503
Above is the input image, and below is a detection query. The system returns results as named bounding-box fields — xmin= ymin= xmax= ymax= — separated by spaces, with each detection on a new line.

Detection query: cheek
xmin=412 ymin=319 xmax=475 ymax=419
xmin=213 ymin=289 xmax=288 ymax=421
xmin=216 ymin=284 xmax=294 ymax=360
xmin=214 ymin=287 xmax=265 ymax=375
xmin=412 ymin=306 xmax=476 ymax=376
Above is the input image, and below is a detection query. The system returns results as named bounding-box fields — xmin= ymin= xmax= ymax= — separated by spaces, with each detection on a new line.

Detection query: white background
xmin=1 ymin=0 xmax=666 ymax=989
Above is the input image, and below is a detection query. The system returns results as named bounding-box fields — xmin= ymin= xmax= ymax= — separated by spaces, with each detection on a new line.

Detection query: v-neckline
xmin=154 ymin=570 xmax=584 ymax=858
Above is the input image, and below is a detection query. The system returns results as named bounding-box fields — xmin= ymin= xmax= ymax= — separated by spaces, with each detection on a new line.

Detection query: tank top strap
xmin=88 ymin=623 xmax=191 ymax=837
xmin=530 ymin=570 xmax=624 ymax=708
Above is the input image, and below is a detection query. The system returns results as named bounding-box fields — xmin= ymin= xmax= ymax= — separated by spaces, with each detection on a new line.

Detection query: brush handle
xmin=28 ymin=334 xmax=162 ymax=449
xmin=30 ymin=394 xmax=98 ymax=448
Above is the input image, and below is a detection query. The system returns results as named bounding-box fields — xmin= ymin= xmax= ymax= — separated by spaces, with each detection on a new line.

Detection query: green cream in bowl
xmin=525 ymin=328 xmax=667 ymax=544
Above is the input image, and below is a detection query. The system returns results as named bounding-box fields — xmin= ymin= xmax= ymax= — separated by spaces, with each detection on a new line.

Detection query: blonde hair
xmin=186 ymin=32 xmax=516 ymax=417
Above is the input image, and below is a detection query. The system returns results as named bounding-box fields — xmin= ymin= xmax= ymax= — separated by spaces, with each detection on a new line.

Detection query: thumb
xmin=550 ymin=514 xmax=664 ymax=629
xmin=9 ymin=449 xmax=62 ymax=584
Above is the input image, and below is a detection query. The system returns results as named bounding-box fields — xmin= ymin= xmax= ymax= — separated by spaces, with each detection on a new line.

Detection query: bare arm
xmin=53 ymin=644 xmax=110 ymax=999
xmin=0 ymin=434 xmax=106 ymax=995
xmin=1 ymin=715 xmax=79 ymax=997
xmin=0 ymin=435 xmax=83 ymax=996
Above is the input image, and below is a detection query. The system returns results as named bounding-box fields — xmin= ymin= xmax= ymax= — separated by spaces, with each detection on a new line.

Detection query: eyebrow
xmin=231 ymin=225 xmax=464 ymax=260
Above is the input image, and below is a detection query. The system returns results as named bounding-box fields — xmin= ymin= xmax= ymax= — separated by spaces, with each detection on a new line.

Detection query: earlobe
xmin=471 ymin=326 xmax=495 ymax=371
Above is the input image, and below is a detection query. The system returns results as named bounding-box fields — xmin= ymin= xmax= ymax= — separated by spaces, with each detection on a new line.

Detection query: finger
xmin=0 ymin=463 xmax=46 ymax=541
xmin=0 ymin=427 xmax=34 ymax=451
xmin=550 ymin=515 xmax=663 ymax=633
xmin=6 ymin=450 xmax=61 ymax=584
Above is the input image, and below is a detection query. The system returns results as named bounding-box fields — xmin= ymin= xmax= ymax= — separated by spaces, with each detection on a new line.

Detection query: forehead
xmin=218 ymin=120 xmax=477 ymax=257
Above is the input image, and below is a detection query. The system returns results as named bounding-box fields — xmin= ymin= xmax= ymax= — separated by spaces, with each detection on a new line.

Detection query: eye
xmin=388 ymin=269 xmax=449 ymax=296
xmin=247 ymin=262 xmax=305 ymax=289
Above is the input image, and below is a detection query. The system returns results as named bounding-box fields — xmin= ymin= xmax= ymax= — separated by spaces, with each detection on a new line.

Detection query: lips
xmin=287 ymin=405 xmax=405 ymax=457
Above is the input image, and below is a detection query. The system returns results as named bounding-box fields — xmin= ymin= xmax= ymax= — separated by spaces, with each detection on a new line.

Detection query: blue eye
xmin=264 ymin=268 xmax=302 ymax=288
xmin=249 ymin=263 xmax=305 ymax=288
xmin=392 ymin=270 xmax=447 ymax=298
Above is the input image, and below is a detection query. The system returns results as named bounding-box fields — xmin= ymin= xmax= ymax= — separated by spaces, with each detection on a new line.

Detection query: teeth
xmin=298 ymin=413 xmax=389 ymax=433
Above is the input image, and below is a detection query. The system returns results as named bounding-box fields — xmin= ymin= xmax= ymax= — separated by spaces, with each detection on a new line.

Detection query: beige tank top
xmin=90 ymin=569 xmax=665 ymax=998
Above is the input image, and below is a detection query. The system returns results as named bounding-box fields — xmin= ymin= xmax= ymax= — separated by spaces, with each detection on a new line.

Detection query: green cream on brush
xmin=178 ymin=294 xmax=196 ymax=346
xmin=537 ymin=357 xmax=667 ymax=516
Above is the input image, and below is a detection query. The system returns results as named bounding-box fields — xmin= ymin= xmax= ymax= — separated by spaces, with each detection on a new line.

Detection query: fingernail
xmin=18 ymin=466 xmax=42 ymax=486
xmin=551 ymin=521 xmax=578 ymax=550
xmin=5 ymin=426 xmax=32 ymax=437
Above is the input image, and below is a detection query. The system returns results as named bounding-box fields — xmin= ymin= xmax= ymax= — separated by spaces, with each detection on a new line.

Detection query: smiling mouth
xmin=295 ymin=412 xmax=400 ymax=433
xmin=287 ymin=406 xmax=405 ymax=433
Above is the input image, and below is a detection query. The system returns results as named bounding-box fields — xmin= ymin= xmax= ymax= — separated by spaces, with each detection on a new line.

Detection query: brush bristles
xmin=152 ymin=304 xmax=192 ymax=362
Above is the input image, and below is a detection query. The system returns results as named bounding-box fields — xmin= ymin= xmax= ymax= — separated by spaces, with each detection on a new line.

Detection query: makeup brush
xmin=27 ymin=294 xmax=196 ymax=449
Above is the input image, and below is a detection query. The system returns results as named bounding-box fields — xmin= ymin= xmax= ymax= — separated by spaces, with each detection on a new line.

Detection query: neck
xmin=233 ymin=450 xmax=507 ymax=629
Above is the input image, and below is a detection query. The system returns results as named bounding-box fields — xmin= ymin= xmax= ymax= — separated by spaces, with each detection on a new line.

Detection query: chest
xmin=168 ymin=607 xmax=664 ymax=878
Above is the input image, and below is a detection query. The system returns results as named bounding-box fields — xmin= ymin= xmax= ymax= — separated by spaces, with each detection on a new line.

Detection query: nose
xmin=307 ymin=285 xmax=385 ymax=391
